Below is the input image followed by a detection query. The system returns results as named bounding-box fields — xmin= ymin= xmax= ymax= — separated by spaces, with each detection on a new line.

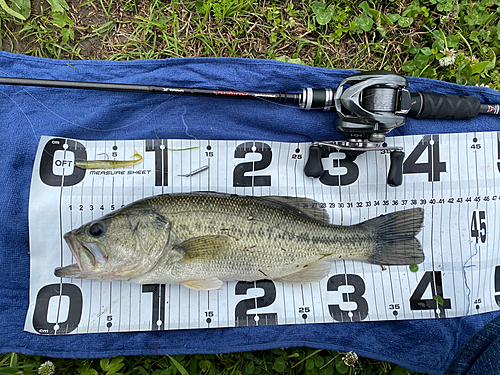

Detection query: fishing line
xmin=181 ymin=107 xmax=197 ymax=140
xmin=0 ymin=91 xmax=39 ymax=143
xmin=20 ymin=88 xmax=177 ymax=132
xmin=463 ymin=241 xmax=479 ymax=316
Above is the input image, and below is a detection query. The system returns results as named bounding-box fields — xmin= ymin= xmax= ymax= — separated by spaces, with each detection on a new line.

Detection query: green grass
xmin=1 ymin=0 xmax=499 ymax=87
xmin=1 ymin=0 xmax=499 ymax=373
xmin=1 ymin=348 xmax=423 ymax=375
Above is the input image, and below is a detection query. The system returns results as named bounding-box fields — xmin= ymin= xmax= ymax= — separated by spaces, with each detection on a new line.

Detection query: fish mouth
xmin=54 ymin=232 xmax=107 ymax=278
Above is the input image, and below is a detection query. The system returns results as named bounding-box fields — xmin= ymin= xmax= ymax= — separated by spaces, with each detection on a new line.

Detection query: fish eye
xmin=88 ymin=221 xmax=106 ymax=237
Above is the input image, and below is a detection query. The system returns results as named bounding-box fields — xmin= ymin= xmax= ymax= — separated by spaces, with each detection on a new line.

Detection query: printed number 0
xmin=32 ymin=283 xmax=83 ymax=335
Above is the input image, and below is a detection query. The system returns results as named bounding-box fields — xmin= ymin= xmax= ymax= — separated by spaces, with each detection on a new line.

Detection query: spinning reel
xmin=0 ymin=70 xmax=498 ymax=186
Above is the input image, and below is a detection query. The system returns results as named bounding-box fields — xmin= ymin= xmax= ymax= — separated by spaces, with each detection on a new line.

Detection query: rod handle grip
xmin=410 ymin=92 xmax=481 ymax=120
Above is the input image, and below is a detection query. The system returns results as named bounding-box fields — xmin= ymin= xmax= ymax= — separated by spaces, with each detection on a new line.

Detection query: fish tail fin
xmin=360 ymin=208 xmax=425 ymax=265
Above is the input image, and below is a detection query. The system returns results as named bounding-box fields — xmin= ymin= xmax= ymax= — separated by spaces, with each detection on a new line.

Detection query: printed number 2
xmin=403 ymin=135 xmax=446 ymax=181
xmin=234 ymin=280 xmax=277 ymax=326
xmin=233 ymin=142 xmax=272 ymax=187
xmin=471 ymin=211 xmax=486 ymax=243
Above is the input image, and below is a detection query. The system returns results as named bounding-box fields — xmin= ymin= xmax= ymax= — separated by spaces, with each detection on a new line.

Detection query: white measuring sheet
xmin=26 ymin=133 xmax=500 ymax=334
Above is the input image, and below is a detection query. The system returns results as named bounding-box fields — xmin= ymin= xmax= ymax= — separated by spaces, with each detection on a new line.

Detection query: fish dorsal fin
xmin=275 ymin=261 xmax=331 ymax=284
xmin=177 ymin=235 xmax=231 ymax=260
xmin=182 ymin=277 xmax=223 ymax=291
xmin=260 ymin=196 xmax=330 ymax=224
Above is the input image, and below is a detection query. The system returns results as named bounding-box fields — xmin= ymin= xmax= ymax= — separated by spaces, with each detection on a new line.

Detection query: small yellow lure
xmin=75 ymin=150 xmax=143 ymax=169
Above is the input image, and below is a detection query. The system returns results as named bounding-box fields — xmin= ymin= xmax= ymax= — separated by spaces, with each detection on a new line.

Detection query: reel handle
xmin=387 ymin=151 xmax=405 ymax=187
xmin=304 ymin=146 xmax=406 ymax=186
xmin=304 ymin=145 xmax=324 ymax=178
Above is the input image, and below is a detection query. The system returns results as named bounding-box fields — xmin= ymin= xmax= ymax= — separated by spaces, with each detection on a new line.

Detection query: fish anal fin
xmin=177 ymin=235 xmax=231 ymax=260
xmin=182 ymin=277 xmax=223 ymax=291
xmin=275 ymin=261 xmax=331 ymax=284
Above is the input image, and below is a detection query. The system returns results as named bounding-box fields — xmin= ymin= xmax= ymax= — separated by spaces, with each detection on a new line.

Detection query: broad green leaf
xmin=0 ymin=0 xmax=25 ymax=20
xmin=432 ymin=30 xmax=445 ymax=50
xmin=47 ymin=0 xmax=69 ymax=12
xmin=11 ymin=0 xmax=30 ymax=19
xmin=319 ymin=364 xmax=334 ymax=375
xmin=305 ymin=358 xmax=315 ymax=370
xmin=414 ymin=52 xmax=430 ymax=69
xmin=386 ymin=13 xmax=400 ymax=23
xmin=199 ymin=360 xmax=211 ymax=372
xmin=421 ymin=47 xmax=433 ymax=56
xmin=244 ymin=361 xmax=255 ymax=374
xmin=335 ymin=357 xmax=349 ymax=374
xmin=446 ymin=35 xmax=459 ymax=48
xmin=60 ymin=28 xmax=74 ymax=43
xmin=408 ymin=45 xmax=421 ymax=54
xmin=314 ymin=355 xmax=324 ymax=367
xmin=273 ymin=357 xmax=286 ymax=373
xmin=391 ymin=365 xmax=411 ymax=375
xmin=168 ymin=356 xmax=189 ymax=375
xmin=402 ymin=60 xmax=415 ymax=73
xmin=52 ymin=12 xmax=72 ymax=27
xmin=100 ymin=358 xmax=110 ymax=371
xmin=471 ymin=61 xmax=491 ymax=75
xmin=398 ymin=16 xmax=413 ymax=28
xmin=354 ymin=15 xmax=373 ymax=32
xmin=433 ymin=295 xmax=444 ymax=306
xmin=195 ymin=0 xmax=205 ymax=13
xmin=312 ymin=2 xmax=334 ymax=25
xmin=359 ymin=1 xmax=370 ymax=13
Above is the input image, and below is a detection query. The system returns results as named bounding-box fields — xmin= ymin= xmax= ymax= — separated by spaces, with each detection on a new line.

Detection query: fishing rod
xmin=1 ymin=70 xmax=499 ymax=186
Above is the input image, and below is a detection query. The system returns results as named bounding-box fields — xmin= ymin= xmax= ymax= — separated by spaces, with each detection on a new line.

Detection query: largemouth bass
xmin=55 ymin=193 xmax=425 ymax=290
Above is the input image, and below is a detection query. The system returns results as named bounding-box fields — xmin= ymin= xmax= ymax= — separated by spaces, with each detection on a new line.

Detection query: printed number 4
xmin=403 ymin=135 xmax=446 ymax=181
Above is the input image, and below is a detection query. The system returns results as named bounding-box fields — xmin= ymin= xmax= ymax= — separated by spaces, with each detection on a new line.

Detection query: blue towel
xmin=0 ymin=51 xmax=499 ymax=375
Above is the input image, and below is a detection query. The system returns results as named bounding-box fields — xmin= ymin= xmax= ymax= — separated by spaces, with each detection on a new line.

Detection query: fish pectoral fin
xmin=182 ymin=277 xmax=223 ymax=291
xmin=177 ymin=235 xmax=231 ymax=260
xmin=275 ymin=261 xmax=331 ymax=284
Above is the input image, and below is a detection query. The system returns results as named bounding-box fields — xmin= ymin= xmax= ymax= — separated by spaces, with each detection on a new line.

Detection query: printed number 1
xmin=497 ymin=132 xmax=500 ymax=173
